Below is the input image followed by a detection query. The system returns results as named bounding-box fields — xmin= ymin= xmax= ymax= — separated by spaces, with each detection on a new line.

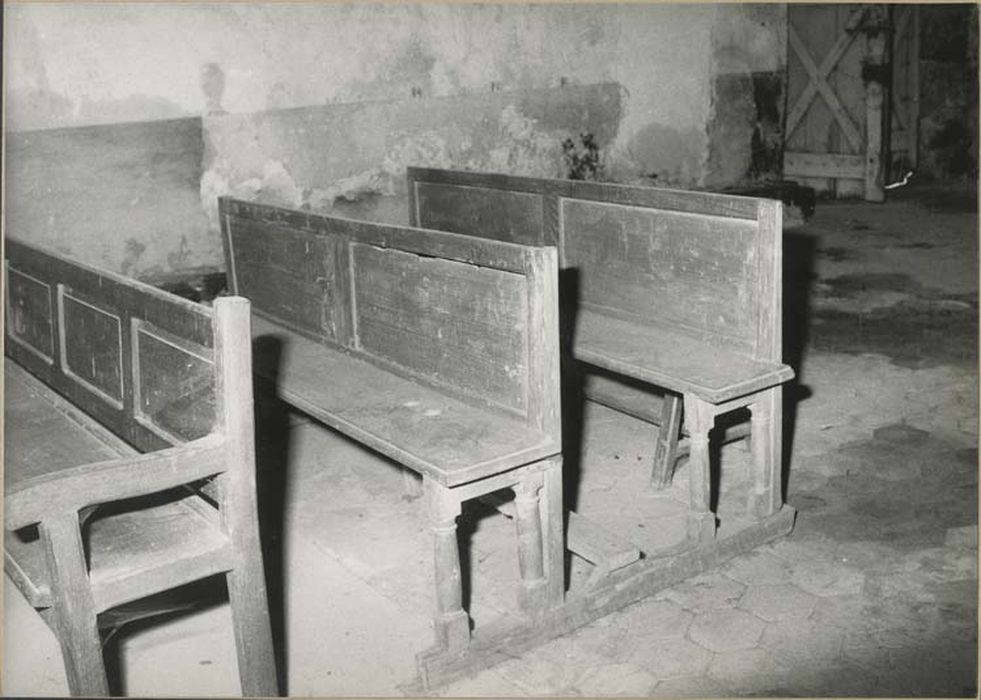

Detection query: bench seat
xmin=573 ymin=311 xmax=794 ymax=404
xmin=4 ymin=362 xmax=234 ymax=613
xmin=251 ymin=316 xmax=558 ymax=488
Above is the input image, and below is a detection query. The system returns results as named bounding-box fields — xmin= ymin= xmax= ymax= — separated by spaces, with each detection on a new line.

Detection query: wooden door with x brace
xmin=784 ymin=4 xmax=891 ymax=202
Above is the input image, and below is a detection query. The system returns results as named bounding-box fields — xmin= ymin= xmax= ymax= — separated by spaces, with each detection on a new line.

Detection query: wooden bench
xmin=218 ymin=197 xmax=565 ymax=660
xmin=4 ymin=240 xmax=277 ymax=696
xmin=406 ymin=167 xmax=795 ymax=545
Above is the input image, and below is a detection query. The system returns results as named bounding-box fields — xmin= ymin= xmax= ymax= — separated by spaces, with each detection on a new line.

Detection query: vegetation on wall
xmin=562 ymin=132 xmax=602 ymax=180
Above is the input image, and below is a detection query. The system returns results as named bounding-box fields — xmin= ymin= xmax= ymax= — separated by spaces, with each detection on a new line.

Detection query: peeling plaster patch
xmin=201 ymin=158 xmax=303 ymax=225
xmin=306 ymin=171 xmax=395 ymax=211
xmin=200 ymin=164 xmax=232 ymax=232
xmin=479 ymin=105 xmax=564 ymax=177
xmin=255 ymin=161 xmax=303 ymax=208
xmin=381 ymin=132 xmax=453 ymax=179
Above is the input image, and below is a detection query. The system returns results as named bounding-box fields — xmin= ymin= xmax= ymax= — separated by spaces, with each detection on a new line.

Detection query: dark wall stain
xmin=705 ymin=70 xmax=785 ymax=187
xmin=748 ymin=72 xmax=785 ymax=179
xmin=917 ymin=4 xmax=978 ymax=179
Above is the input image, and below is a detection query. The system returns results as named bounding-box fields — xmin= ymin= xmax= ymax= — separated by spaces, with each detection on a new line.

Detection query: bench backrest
xmin=219 ymin=197 xmax=560 ymax=440
xmin=407 ymin=167 xmax=783 ymax=362
xmin=5 ymin=239 xmax=244 ymax=454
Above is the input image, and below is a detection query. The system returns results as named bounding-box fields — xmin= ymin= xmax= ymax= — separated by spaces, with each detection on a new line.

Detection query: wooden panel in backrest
xmin=351 ymin=242 xmax=528 ymax=413
xmin=4 ymin=239 xmax=219 ymax=451
xmin=220 ymin=214 xmax=345 ymax=344
xmin=220 ymin=197 xmax=560 ymax=433
xmin=406 ymin=167 xmax=782 ymax=361
xmin=561 ymin=198 xmax=760 ymax=352
xmin=412 ymin=181 xmax=549 ymax=246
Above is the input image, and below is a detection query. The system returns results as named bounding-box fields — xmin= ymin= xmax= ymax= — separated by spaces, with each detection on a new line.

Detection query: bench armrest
xmin=5 ymin=434 xmax=227 ymax=531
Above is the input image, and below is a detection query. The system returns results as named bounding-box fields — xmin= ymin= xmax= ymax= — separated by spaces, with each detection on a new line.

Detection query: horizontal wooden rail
xmin=5 ymin=434 xmax=226 ymax=530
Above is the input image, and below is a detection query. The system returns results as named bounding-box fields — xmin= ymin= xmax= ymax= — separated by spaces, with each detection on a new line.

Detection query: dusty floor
xmin=3 ymin=183 xmax=978 ymax=697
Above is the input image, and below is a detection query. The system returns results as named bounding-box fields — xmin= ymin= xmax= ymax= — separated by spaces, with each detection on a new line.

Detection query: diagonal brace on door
xmin=786 ymin=7 xmax=866 ymax=151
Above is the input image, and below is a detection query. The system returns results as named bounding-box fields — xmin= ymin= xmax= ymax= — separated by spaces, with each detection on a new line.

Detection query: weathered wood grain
xmin=249 ymin=315 xmax=555 ymax=487
xmin=352 ymin=242 xmax=529 ymax=414
xmin=407 ymin=166 xmax=762 ymax=219
xmin=405 ymin=168 xmax=784 ymax=362
xmin=562 ymin=199 xmax=759 ymax=350
xmin=414 ymin=182 xmax=547 ymax=246
xmin=221 ymin=197 xmax=534 ymax=273
xmin=41 ymin=513 xmax=109 ymax=696
xmin=226 ymin=217 xmax=342 ymax=343
xmin=574 ymin=311 xmax=793 ymax=403
xmin=223 ymin=197 xmax=562 ymax=446
xmin=651 ymin=393 xmax=683 ymax=489
xmin=755 ymin=199 xmax=783 ymax=362
xmin=213 ymin=295 xmax=279 ymax=697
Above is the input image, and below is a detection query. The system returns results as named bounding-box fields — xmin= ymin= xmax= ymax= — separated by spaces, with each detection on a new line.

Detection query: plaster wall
xmin=4 ymin=3 xmax=784 ymax=274
xmin=6 ymin=3 xmax=717 ymax=177
xmin=704 ymin=4 xmax=789 ymax=187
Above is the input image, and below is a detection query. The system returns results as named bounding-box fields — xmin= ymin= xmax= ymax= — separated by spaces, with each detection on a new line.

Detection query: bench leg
xmin=225 ymin=551 xmax=279 ymax=696
xmin=651 ymin=392 xmax=683 ymax=489
xmin=514 ymin=472 xmax=548 ymax=617
xmin=424 ymin=478 xmax=470 ymax=653
xmin=682 ymin=395 xmax=716 ymax=547
xmin=41 ymin=515 xmax=110 ymax=697
xmin=749 ymin=387 xmax=783 ymax=519
xmin=540 ymin=458 xmax=566 ymax=610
